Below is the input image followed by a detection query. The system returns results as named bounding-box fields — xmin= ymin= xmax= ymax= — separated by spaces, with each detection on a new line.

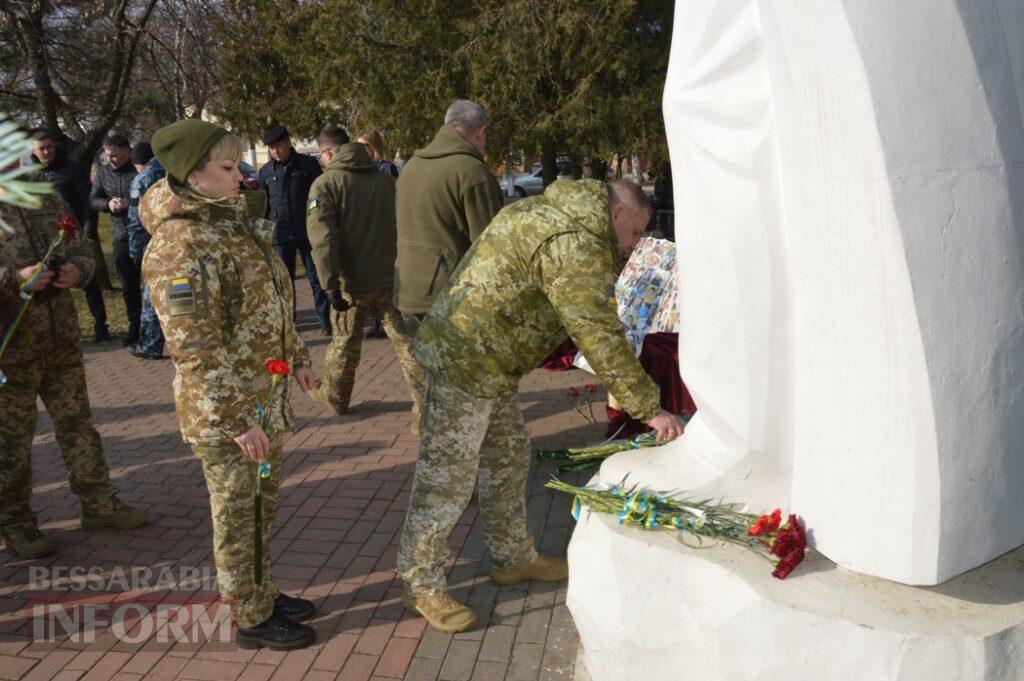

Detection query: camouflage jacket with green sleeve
xmin=413 ymin=179 xmax=661 ymax=422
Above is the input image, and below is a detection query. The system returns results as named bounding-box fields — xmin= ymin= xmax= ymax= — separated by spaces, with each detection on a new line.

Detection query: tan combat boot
xmin=490 ymin=555 xmax=569 ymax=587
xmin=82 ymin=505 xmax=150 ymax=531
xmin=2 ymin=526 xmax=56 ymax=559
xmin=402 ymin=592 xmax=477 ymax=633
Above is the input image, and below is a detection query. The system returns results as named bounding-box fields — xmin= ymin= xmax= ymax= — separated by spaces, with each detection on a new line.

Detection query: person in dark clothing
xmin=30 ymin=129 xmax=111 ymax=342
xmin=357 ymin=130 xmax=399 ymax=339
xmin=652 ymin=161 xmax=674 ymax=242
xmin=257 ymin=125 xmax=331 ymax=335
xmin=89 ymin=135 xmax=140 ymax=348
xmin=127 ymin=144 xmax=166 ymax=360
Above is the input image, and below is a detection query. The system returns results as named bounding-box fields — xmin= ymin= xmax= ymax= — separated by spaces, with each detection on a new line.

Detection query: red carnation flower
xmin=265 ymin=359 xmax=291 ymax=376
xmin=748 ymin=508 xmax=783 ymax=537
xmin=769 ymin=514 xmax=807 ymax=579
xmin=57 ymin=215 xmax=78 ymax=239
xmin=567 ymin=387 xmax=580 ymax=398
xmin=584 ymin=384 xmax=599 ymax=393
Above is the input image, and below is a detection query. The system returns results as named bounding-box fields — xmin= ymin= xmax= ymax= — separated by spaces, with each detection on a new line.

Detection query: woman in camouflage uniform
xmin=140 ymin=120 xmax=319 ymax=650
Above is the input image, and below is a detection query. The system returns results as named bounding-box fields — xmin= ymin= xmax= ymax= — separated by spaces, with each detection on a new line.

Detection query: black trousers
xmin=112 ymin=237 xmax=142 ymax=342
xmin=273 ymin=239 xmax=330 ymax=327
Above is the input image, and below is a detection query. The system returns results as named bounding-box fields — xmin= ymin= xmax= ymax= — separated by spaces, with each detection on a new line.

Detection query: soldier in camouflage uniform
xmin=397 ymin=179 xmax=685 ymax=632
xmin=305 ymin=126 xmax=424 ymax=424
xmin=142 ymin=120 xmax=319 ymax=650
xmin=0 ymin=193 xmax=149 ymax=559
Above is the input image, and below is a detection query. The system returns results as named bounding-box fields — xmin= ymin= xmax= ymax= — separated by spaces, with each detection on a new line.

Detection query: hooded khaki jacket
xmin=413 ymin=180 xmax=661 ymax=422
xmin=140 ymin=179 xmax=310 ymax=446
xmin=306 ymin=143 xmax=397 ymax=295
xmin=393 ymin=125 xmax=503 ymax=314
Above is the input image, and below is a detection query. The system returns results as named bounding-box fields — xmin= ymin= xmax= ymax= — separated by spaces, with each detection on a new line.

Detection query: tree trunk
xmin=540 ymin=140 xmax=558 ymax=187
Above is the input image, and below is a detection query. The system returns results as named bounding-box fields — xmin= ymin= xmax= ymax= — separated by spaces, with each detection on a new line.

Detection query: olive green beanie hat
xmin=151 ymin=120 xmax=229 ymax=185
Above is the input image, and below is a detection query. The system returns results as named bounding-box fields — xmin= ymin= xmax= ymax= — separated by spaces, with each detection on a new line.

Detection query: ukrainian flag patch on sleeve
xmin=307 ymin=198 xmax=318 ymax=213
xmin=166 ymin=276 xmax=197 ymax=317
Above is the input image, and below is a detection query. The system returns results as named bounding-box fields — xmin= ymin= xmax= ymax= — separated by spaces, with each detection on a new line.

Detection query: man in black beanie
xmin=257 ymin=125 xmax=330 ymax=335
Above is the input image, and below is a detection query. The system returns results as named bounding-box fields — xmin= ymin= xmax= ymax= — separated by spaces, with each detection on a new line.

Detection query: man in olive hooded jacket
xmin=306 ymin=126 xmax=424 ymax=421
xmin=393 ymin=100 xmax=503 ymax=326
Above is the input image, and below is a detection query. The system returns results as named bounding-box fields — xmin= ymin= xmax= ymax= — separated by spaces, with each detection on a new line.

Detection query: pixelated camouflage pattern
xmin=193 ymin=439 xmax=281 ymax=627
xmin=397 ymin=370 xmax=537 ymax=596
xmin=413 ymin=179 xmax=661 ymax=422
xmin=0 ymin=194 xmax=97 ymax=364
xmin=140 ymin=179 xmax=311 ymax=446
xmin=0 ymin=344 xmax=122 ymax=536
xmin=322 ymin=288 xmax=424 ymax=419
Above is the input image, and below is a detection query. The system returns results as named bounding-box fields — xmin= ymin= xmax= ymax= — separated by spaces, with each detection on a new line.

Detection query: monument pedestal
xmin=568 ymin=512 xmax=1024 ymax=681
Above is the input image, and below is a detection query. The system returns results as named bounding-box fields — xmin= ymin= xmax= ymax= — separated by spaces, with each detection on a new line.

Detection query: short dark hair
xmin=103 ymin=134 xmax=131 ymax=150
xmin=318 ymin=126 xmax=350 ymax=150
xmin=608 ymin=178 xmax=653 ymax=214
xmin=31 ymin=128 xmax=57 ymax=143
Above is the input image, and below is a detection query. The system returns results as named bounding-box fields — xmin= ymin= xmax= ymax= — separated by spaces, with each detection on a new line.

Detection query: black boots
xmin=235 ymin=594 xmax=317 ymax=650
xmin=273 ymin=593 xmax=317 ymax=622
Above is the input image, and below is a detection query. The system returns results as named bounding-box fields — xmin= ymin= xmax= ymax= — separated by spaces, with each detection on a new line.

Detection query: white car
xmin=499 ymin=164 xmax=571 ymax=197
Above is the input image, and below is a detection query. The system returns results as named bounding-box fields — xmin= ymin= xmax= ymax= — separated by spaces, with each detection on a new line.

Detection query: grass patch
xmin=70 ymin=214 xmax=130 ymax=341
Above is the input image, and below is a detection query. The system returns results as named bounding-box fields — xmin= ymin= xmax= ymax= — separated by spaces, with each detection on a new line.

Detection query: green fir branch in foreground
xmin=0 ymin=115 xmax=53 ymax=234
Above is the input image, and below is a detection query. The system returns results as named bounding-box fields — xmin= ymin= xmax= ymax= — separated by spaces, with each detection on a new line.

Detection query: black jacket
xmin=89 ymin=160 xmax=138 ymax=241
xmin=31 ymin=154 xmax=94 ymax=228
xmin=258 ymin=151 xmax=322 ymax=244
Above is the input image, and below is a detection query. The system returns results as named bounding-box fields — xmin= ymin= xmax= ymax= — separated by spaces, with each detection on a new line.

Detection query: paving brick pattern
xmin=0 ymin=288 xmax=603 ymax=680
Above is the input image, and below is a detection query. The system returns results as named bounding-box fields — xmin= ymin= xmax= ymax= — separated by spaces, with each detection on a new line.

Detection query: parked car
xmin=238 ymin=160 xmax=259 ymax=190
xmin=499 ymin=163 xmax=572 ymax=197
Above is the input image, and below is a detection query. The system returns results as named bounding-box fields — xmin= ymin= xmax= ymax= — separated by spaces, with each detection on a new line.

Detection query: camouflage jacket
xmin=0 ymin=194 xmax=95 ymax=365
xmin=140 ymin=179 xmax=311 ymax=446
xmin=413 ymin=180 xmax=661 ymax=421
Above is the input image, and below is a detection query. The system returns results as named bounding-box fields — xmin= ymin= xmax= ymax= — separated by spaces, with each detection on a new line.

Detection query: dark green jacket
xmin=306 ymin=143 xmax=398 ymax=295
xmin=413 ymin=180 xmax=661 ymax=422
xmin=394 ymin=125 xmax=503 ymax=314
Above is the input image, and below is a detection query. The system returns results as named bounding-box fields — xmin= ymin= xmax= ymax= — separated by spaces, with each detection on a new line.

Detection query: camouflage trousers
xmin=0 ymin=347 xmax=121 ymax=536
xmin=324 ymin=288 xmax=424 ymax=419
xmin=192 ymin=438 xmax=282 ymax=628
xmin=397 ymin=371 xmax=538 ymax=596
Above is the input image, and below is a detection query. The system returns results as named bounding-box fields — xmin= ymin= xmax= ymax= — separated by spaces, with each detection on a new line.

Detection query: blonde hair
xmin=207 ymin=133 xmax=245 ymax=163
xmin=191 ymin=134 xmax=245 ymax=175
xmin=358 ymin=130 xmax=386 ymax=163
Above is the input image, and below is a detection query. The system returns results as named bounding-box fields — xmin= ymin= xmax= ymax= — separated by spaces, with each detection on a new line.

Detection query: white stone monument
xmin=569 ymin=1 xmax=1024 ymax=678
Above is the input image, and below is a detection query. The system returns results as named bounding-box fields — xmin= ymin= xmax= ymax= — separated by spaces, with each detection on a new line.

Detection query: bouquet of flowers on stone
xmin=548 ymin=479 xmax=808 ymax=579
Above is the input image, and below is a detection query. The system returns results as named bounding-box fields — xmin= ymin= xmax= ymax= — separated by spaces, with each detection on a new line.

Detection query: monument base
xmin=568 ymin=511 xmax=1024 ymax=681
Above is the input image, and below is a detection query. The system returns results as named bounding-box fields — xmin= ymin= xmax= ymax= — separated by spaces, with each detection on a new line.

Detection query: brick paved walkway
xmin=0 ymin=289 xmax=602 ymax=680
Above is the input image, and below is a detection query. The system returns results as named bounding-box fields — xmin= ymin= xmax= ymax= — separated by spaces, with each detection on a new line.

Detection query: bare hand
xmin=52 ymin=263 xmax=80 ymax=289
xmin=234 ymin=426 xmax=270 ymax=461
xmin=108 ymin=198 xmax=125 ymax=212
xmin=17 ymin=264 xmax=53 ymax=292
xmin=294 ymin=367 xmax=316 ymax=392
xmin=645 ymin=411 xmax=686 ymax=442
